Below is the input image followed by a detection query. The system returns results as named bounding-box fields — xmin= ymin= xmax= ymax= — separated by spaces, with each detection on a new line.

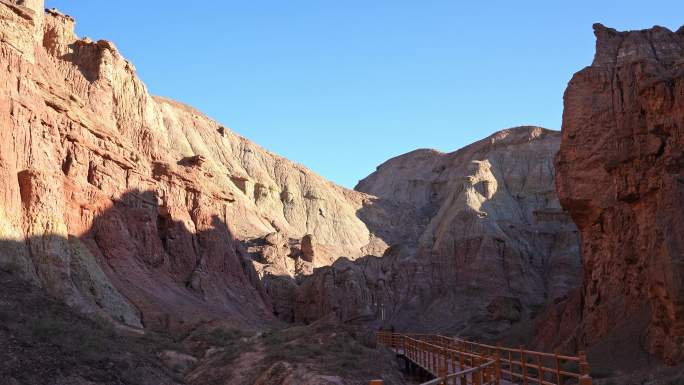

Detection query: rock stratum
xmin=538 ymin=24 xmax=684 ymax=365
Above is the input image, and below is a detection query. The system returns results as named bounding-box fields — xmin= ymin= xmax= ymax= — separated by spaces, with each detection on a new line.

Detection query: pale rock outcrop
xmin=297 ymin=127 xmax=581 ymax=339
xmin=158 ymin=350 xmax=198 ymax=375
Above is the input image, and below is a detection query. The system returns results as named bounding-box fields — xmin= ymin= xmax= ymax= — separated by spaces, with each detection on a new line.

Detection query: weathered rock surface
xmin=0 ymin=1 xmax=384 ymax=331
xmin=0 ymin=0 xmax=581 ymax=356
xmin=296 ymin=127 xmax=582 ymax=339
xmin=0 ymin=2 xmax=590 ymax=383
xmin=540 ymin=24 xmax=684 ymax=364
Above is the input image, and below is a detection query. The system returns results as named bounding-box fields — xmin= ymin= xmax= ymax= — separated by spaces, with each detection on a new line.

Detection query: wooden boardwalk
xmin=391 ymin=346 xmax=512 ymax=385
xmin=376 ymin=332 xmax=593 ymax=385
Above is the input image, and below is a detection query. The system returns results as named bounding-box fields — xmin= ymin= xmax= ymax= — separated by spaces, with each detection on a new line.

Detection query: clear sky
xmin=47 ymin=1 xmax=683 ymax=188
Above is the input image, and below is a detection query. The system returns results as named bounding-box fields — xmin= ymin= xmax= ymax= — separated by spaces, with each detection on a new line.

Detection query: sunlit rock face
xmin=0 ymin=3 xmax=391 ymax=331
xmin=296 ymin=127 xmax=581 ymax=339
xmin=539 ymin=24 xmax=684 ymax=364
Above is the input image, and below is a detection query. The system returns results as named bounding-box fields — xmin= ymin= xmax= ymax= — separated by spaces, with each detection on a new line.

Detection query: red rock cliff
xmin=0 ymin=2 xmax=388 ymax=331
xmin=554 ymin=23 xmax=684 ymax=363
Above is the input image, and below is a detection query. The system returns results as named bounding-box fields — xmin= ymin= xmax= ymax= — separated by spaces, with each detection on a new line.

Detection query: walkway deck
xmin=391 ymin=346 xmax=513 ymax=385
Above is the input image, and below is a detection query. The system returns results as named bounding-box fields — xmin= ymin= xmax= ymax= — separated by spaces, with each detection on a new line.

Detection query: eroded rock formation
xmin=0 ymin=1 xmax=386 ymax=331
xmin=0 ymin=0 xmax=582 ymax=354
xmin=296 ymin=127 xmax=581 ymax=339
xmin=0 ymin=2 xmax=596 ymax=383
xmin=545 ymin=23 xmax=684 ymax=364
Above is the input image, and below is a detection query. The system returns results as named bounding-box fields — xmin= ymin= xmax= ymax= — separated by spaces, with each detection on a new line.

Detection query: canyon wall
xmin=547 ymin=24 xmax=684 ymax=363
xmin=0 ymin=0 xmax=583 ymax=345
xmin=0 ymin=1 xmax=387 ymax=331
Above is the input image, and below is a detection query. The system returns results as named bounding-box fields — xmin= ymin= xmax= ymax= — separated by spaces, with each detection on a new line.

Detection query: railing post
xmin=422 ymin=341 xmax=426 ymax=368
xmin=520 ymin=346 xmax=528 ymax=385
xmin=418 ymin=340 xmax=421 ymax=366
xmin=432 ymin=344 xmax=437 ymax=374
xmin=579 ymin=351 xmax=593 ymax=385
xmin=417 ymin=340 xmax=420 ymax=366
xmin=449 ymin=349 xmax=454 ymax=373
xmin=438 ymin=358 xmax=447 ymax=385
xmin=473 ymin=356 xmax=481 ymax=385
xmin=554 ymin=350 xmax=563 ymax=385
xmin=494 ymin=349 xmax=501 ymax=385
xmin=537 ymin=354 xmax=544 ymax=385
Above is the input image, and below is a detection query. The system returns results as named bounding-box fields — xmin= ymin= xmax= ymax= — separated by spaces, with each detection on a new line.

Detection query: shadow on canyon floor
xmin=0 ymin=268 xmax=186 ymax=385
xmin=0 ymin=188 xmax=410 ymax=384
xmin=4 ymin=188 xmax=273 ymax=333
xmin=0 ymin=182 xmax=668 ymax=383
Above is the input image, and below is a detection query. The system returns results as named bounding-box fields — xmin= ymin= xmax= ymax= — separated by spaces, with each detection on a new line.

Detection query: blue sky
xmin=47 ymin=1 xmax=683 ymax=188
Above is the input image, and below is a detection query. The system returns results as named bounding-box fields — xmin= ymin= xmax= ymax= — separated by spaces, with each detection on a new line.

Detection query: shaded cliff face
xmin=552 ymin=24 xmax=684 ymax=364
xmin=0 ymin=2 xmax=384 ymax=331
xmin=296 ymin=127 xmax=581 ymax=339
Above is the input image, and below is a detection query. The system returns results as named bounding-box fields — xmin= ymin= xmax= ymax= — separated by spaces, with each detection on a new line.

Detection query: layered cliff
xmin=0 ymin=0 xmax=583 ymax=356
xmin=295 ymin=127 xmax=581 ymax=339
xmin=0 ymin=2 xmax=599 ymax=383
xmin=0 ymin=1 xmax=387 ymax=332
xmin=548 ymin=24 xmax=684 ymax=364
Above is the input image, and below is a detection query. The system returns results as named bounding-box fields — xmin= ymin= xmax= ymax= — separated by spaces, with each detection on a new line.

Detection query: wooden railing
xmin=423 ymin=361 xmax=497 ymax=385
xmin=374 ymin=332 xmax=593 ymax=385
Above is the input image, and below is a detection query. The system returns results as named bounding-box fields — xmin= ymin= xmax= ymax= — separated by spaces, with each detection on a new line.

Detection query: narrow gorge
xmin=0 ymin=1 xmax=683 ymax=384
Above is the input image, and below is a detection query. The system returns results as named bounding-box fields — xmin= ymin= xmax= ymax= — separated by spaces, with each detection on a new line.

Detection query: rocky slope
xmin=0 ymin=269 xmax=184 ymax=385
xmin=295 ymin=127 xmax=582 ymax=339
xmin=538 ymin=24 xmax=684 ymax=365
xmin=0 ymin=0 xmax=390 ymax=333
xmin=0 ymin=268 xmax=407 ymax=385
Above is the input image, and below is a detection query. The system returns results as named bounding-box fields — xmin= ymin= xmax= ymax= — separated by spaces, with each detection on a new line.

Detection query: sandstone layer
xmin=543 ymin=24 xmax=684 ymax=364
xmin=295 ymin=127 xmax=582 ymax=339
